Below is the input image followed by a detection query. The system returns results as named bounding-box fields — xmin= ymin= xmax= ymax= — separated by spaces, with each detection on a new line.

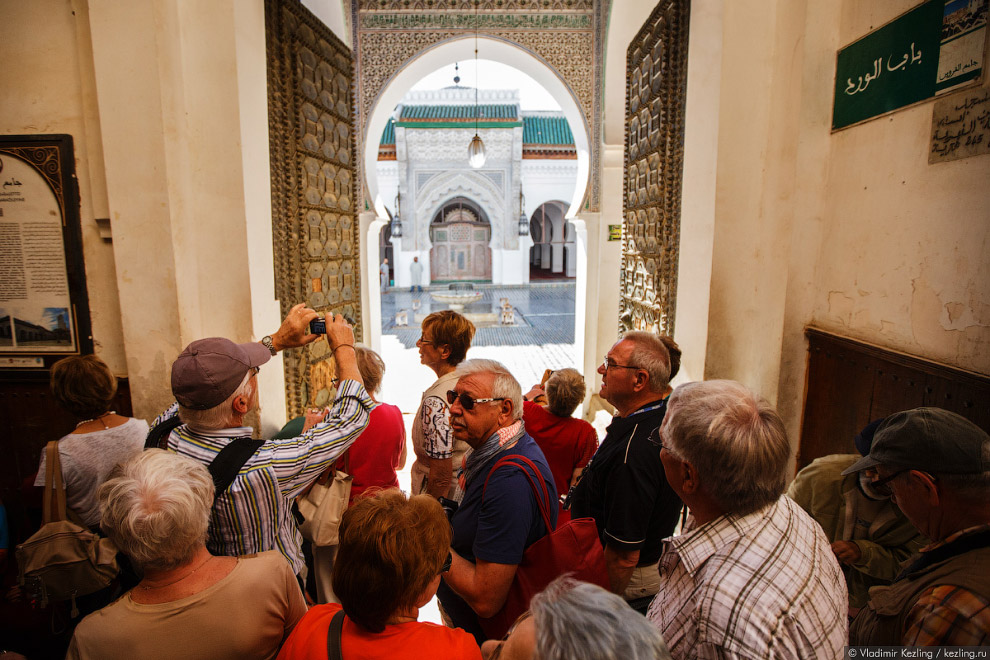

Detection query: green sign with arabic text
xmin=833 ymin=0 xmax=944 ymax=130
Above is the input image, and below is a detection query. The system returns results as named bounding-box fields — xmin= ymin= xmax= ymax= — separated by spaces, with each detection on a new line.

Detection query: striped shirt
xmin=646 ymin=496 xmax=847 ymax=660
xmin=154 ymin=379 xmax=372 ymax=575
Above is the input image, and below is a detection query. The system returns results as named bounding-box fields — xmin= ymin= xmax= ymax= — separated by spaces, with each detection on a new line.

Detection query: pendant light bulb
xmin=468 ymin=133 xmax=486 ymax=168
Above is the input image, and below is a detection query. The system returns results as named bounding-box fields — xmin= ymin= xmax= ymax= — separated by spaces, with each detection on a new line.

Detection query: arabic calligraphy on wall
xmin=833 ymin=0 xmax=988 ymax=131
xmin=929 ymin=83 xmax=990 ymax=162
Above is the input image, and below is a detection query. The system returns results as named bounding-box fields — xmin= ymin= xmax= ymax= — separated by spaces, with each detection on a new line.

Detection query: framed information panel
xmin=0 ymin=135 xmax=92 ymax=375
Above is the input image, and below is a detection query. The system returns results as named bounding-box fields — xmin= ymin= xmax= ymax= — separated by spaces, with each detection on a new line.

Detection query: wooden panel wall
xmin=799 ymin=328 xmax=989 ymax=470
xmin=0 ymin=378 xmax=133 ymax=543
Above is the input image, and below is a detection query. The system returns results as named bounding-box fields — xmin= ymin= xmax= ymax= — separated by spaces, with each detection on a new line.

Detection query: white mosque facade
xmin=376 ymin=87 xmax=579 ymax=288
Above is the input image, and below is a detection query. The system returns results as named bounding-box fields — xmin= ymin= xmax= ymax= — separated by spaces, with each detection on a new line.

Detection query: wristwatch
xmin=261 ymin=335 xmax=277 ymax=356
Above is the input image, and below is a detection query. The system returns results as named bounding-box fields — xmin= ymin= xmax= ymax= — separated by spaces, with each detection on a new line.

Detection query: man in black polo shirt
xmin=569 ymin=331 xmax=682 ymax=612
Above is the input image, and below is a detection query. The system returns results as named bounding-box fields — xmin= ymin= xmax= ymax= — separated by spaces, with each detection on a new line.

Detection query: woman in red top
xmin=277 ymin=490 xmax=481 ymax=660
xmin=522 ymin=368 xmax=598 ymax=523
xmin=304 ymin=346 xmax=406 ymax=603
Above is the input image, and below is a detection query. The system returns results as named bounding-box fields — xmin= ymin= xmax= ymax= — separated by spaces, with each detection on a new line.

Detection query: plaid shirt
xmin=155 ymin=379 xmax=372 ymax=574
xmin=647 ymin=496 xmax=847 ymax=659
xmin=901 ymin=524 xmax=990 ymax=646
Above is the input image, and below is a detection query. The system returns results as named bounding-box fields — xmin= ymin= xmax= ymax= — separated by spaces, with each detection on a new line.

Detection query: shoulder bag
xmin=16 ymin=442 xmax=119 ymax=616
xmin=326 ymin=608 xmax=346 ymax=659
xmin=298 ymin=451 xmax=352 ymax=547
xmin=477 ymin=454 xmax=610 ymax=640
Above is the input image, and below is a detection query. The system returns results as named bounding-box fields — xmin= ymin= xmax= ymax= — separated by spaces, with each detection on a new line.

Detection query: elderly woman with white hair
xmin=481 ymin=576 xmax=671 ymax=660
xmin=67 ymin=450 xmax=307 ymax=660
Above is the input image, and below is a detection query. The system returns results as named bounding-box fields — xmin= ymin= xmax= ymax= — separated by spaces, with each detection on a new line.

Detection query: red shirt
xmin=336 ymin=403 xmax=404 ymax=503
xmin=277 ymin=603 xmax=481 ymax=660
xmin=522 ymin=401 xmax=598 ymax=522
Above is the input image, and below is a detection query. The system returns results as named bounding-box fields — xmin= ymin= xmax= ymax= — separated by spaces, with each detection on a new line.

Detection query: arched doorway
xmin=529 ymin=201 xmax=574 ymax=280
xmin=430 ymin=197 xmax=492 ymax=282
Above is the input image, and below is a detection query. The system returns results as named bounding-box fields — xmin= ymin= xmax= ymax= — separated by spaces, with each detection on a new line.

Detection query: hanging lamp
xmin=390 ymin=191 xmax=403 ymax=238
xmin=518 ymin=191 xmax=529 ymax=236
xmin=467 ymin=0 xmax=486 ymax=169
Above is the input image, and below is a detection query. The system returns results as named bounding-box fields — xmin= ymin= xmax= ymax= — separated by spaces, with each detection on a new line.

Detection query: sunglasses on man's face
xmin=446 ymin=390 xmax=506 ymax=411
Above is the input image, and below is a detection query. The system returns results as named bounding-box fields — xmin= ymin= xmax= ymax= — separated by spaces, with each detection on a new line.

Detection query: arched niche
xmin=363 ymin=36 xmax=590 ymax=219
xmin=416 ymin=170 xmax=505 ymax=250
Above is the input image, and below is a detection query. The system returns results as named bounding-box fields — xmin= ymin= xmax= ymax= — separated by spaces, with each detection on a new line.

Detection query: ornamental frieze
xmin=360 ymin=13 xmax=592 ymax=30
xmin=357 ymin=0 xmax=594 ymax=11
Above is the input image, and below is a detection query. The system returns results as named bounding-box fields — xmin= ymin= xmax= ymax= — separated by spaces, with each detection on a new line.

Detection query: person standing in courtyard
xmin=380 ymin=258 xmax=390 ymax=293
xmin=410 ymin=256 xmax=424 ymax=293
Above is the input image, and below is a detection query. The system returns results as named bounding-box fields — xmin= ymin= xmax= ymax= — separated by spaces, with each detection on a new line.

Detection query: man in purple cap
xmin=151 ymin=303 xmax=373 ymax=579
xmin=847 ymin=407 xmax=990 ymax=647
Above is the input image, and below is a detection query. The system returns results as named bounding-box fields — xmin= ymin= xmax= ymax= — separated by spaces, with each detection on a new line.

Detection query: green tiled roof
xmin=522 ymin=116 xmax=574 ymax=145
xmin=380 ymin=118 xmax=395 ymax=146
xmin=378 ymin=110 xmax=576 ymax=148
xmin=401 ymin=104 xmax=518 ymax=120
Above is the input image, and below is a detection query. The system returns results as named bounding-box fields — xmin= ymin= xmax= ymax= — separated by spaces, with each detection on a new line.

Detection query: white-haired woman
xmin=482 ymin=577 xmax=671 ymax=660
xmin=67 ymin=450 xmax=307 ymax=660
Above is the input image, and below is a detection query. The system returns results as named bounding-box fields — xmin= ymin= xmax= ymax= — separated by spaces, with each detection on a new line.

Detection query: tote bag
xmin=297 ymin=452 xmax=352 ymax=547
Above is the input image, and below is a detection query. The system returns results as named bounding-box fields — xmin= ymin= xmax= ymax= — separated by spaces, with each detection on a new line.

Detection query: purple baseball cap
xmin=171 ymin=338 xmax=271 ymax=410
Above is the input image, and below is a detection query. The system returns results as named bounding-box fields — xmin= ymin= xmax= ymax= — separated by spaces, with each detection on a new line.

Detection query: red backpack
xmin=477 ymin=454 xmax=609 ymax=639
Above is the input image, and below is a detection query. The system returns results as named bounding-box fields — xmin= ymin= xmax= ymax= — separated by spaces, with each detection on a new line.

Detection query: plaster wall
xmin=594 ymin=145 xmax=625 ymax=376
xmin=519 ymin=161 xmax=579 ymax=221
xmin=813 ymin=2 xmax=990 ymax=375
xmin=301 ymin=0 xmax=351 ymax=47
xmin=709 ymin=0 xmax=990 ymax=447
xmin=778 ymin=0 xmax=990 ymax=441
xmin=0 ymin=0 xmax=127 ymax=374
xmin=704 ymin=0 xmax=805 ymax=404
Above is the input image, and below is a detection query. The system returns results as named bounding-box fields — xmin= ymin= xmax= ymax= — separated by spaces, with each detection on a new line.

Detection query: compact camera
xmin=309 ymin=318 xmax=326 ymax=334
xmin=309 ymin=315 xmax=355 ymax=334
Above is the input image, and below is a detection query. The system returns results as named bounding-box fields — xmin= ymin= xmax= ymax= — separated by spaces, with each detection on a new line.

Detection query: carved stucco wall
xmin=402 ymin=126 xmax=518 ymax=252
xmin=415 ymin=170 xmax=506 ymax=251
xmin=266 ymin=0 xmax=361 ymax=417
xmin=619 ymin=0 xmax=689 ymax=336
xmin=352 ymin=0 xmax=604 ymax=211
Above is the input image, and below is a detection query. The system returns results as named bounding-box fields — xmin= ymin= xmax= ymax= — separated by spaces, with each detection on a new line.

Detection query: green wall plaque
xmin=833 ymin=0 xmax=988 ymax=130
xmin=833 ymin=0 xmax=943 ymax=130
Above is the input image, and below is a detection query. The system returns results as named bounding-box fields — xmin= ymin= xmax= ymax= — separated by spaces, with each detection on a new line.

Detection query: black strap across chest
xmin=145 ymin=417 xmax=263 ymax=501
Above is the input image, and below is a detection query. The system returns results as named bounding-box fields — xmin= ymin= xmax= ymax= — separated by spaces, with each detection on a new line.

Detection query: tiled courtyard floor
xmin=378 ymin=282 xmax=580 ymax=415
xmin=375 ymin=281 xmax=581 ymax=624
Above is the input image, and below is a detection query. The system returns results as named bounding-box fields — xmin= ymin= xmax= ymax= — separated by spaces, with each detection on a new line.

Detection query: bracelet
xmin=332 ymin=343 xmax=355 ymax=356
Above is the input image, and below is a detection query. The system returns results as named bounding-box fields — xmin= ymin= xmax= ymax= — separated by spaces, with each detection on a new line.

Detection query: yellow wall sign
xmin=608 ymin=224 xmax=622 ymax=241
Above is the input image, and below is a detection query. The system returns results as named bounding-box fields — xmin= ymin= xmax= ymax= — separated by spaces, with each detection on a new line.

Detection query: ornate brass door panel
xmin=620 ymin=1 xmax=690 ymax=336
xmin=266 ymin=0 xmax=359 ymax=417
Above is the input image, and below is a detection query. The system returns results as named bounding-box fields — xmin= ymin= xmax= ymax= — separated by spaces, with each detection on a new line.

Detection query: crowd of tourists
xmin=10 ymin=302 xmax=988 ymax=659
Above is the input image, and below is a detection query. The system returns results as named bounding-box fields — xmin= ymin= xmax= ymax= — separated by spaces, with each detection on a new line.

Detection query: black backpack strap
xmin=145 ymin=416 xmax=183 ymax=450
xmin=326 ymin=608 xmax=345 ymax=660
xmin=208 ymin=438 xmax=264 ymax=500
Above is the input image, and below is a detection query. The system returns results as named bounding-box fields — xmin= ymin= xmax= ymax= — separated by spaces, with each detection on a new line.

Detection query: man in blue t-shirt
xmin=438 ymin=359 xmax=556 ymax=644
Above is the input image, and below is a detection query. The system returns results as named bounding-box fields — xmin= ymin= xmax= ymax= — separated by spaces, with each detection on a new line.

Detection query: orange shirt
xmin=277 ymin=604 xmax=482 ymax=660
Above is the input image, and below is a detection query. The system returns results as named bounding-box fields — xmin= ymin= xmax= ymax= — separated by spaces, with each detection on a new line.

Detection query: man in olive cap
xmin=846 ymin=407 xmax=990 ymax=647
